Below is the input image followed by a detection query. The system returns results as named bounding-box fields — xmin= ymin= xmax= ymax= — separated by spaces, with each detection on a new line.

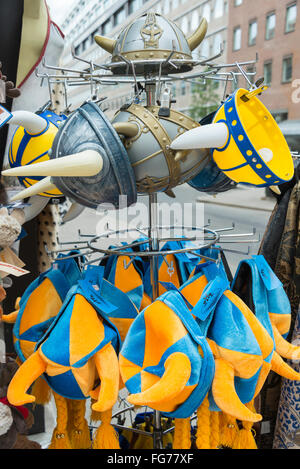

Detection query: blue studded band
xmin=215 ymin=90 xmax=286 ymax=187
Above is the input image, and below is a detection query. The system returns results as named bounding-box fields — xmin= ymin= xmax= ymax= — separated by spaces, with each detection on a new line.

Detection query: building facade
xmin=227 ymin=0 xmax=300 ymax=123
xmin=59 ymin=0 xmax=229 ymax=117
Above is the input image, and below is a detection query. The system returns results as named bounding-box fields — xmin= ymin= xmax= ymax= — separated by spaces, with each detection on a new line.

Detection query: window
xmin=114 ymin=7 xmax=125 ymax=26
xmin=264 ymin=61 xmax=272 ymax=86
xmin=213 ymin=33 xmax=222 ymax=54
xmin=164 ymin=0 xmax=169 ymax=15
xmin=202 ymin=3 xmax=211 ymax=22
xmin=181 ymin=16 xmax=188 ymax=34
xmin=214 ymin=0 xmax=224 ymax=18
xmin=191 ymin=11 xmax=199 ymax=30
xmin=128 ymin=0 xmax=140 ymax=15
xmin=171 ymin=83 xmax=176 ymax=97
xmin=200 ymin=39 xmax=210 ymax=58
xmin=181 ymin=81 xmax=186 ymax=95
xmin=173 ymin=0 xmax=178 ymax=9
xmin=234 ymin=0 xmax=243 ymax=5
xmin=248 ymin=20 xmax=257 ymax=46
xmin=233 ymin=26 xmax=241 ymax=51
xmin=265 ymin=12 xmax=276 ymax=40
xmin=282 ymin=55 xmax=293 ymax=82
xmin=102 ymin=20 xmax=111 ymax=35
xmin=285 ymin=3 xmax=297 ymax=33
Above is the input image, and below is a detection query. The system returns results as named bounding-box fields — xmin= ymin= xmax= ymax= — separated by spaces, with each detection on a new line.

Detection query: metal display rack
xmin=33 ymin=29 xmax=264 ymax=449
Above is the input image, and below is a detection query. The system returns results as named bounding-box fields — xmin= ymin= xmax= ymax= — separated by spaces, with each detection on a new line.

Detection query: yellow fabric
xmin=91 ymin=344 xmax=120 ymax=413
xmin=19 ymin=278 xmax=62 ymax=336
xmin=1 ymin=310 xmax=19 ymax=323
xmin=269 ymin=313 xmax=291 ymax=336
xmin=143 ymin=300 xmax=187 ymax=367
xmin=173 ymin=419 xmax=191 ymax=449
xmin=272 ymin=324 xmax=300 ymax=359
xmin=109 ymin=317 xmax=135 ymax=343
xmin=69 ymin=294 xmax=105 ymax=366
xmin=114 ymin=256 xmax=142 ymax=294
xmin=7 ymin=351 xmax=46 ymax=406
xmin=158 ymin=254 xmax=181 ymax=295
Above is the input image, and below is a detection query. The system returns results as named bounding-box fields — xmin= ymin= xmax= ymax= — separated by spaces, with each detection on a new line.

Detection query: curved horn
xmin=270 ymin=186 xmax=281 ymax=195
xmin=9 ymin=111 xmax=48 ymax=135
xmin=127 ymin=352 xmax=191 ymax=406
xmin=7 ymin=351 xmax=46 ymax=406
xmin=170 ymin=123 xmax=229 ymax=150
xmin=62 ymin=202 xmax=85 ymax=224
xmin=113 ymin=122 xmax=139 ymax=138
xmin=212 ymin=358 xmax=262 ymax=423
xmin=23 ymin=195 xmax=48 ymax=223
xmin=94 ymin=35 xmax=116 ymax=54
xmin=272 ymin=325 xmax=300 ymax=360
xmin=91 ymin=344 xmax=120 ymax=413
xmin=2 ymin=150 xmax=103 ymax=178
xmin=9 ymin=177 xmax=58 ymax=202
xmin=271 ymin=350 xmax=300 ymax=380
xmin=187 ymin=18 xmax=208 ymax=51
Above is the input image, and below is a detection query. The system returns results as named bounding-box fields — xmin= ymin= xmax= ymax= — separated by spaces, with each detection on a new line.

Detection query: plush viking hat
xmin=2 ymin=253 xmax=82 ymax=363
xmin=171 ymin=88 xmax=294 ymax=188
xmin=4 ymin=102 xmax=137 ymax=209
xmin=232 ymin=255 xmax=300 ymax=361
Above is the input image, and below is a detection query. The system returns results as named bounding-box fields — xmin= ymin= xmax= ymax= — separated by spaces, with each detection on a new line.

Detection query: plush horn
xmin=127 ymin=352 xmax=191 ymax=406
xmin=212 ymin=358 xmax=262 ymax=422
xmin=271 ymin=350 xmax=300 ymax=380
xmin=170 ymin=123 xmax=229 ymax=150
xmin=94 ymin=35 xmax=116 ymax=54
xmin=9 ymin=110 xmax=48 ymax=135
xmin=9 ymin=177 xmax=58 ymax=201
xmin=187 ymin=18 xmax=208 ymax=51
xmin=2 ymin=150 xmax=103 ymax=177
xmin=7 ymin=351 xmax=46 ymax=406
xmin=113 ymin=122 xmax=139 ymax=138
xmin=91 ymin=344 xmax=120 ymax=413
xmin=272 ymin=325 xmax=300 ymax=360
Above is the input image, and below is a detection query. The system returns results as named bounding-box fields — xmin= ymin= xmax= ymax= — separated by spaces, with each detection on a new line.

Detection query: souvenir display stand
xmin=1 ymin=12 xmax=299 ymax=450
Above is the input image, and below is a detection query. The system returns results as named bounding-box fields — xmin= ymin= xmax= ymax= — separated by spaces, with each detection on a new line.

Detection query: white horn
xmin=2 ymin=150 xmax=103 ymax=178
xmin=9 ymin=177 xmax=58 ymax=202
xmin=23 ymin=196 xmax=49 ymax=223
xmin=9 ymin=111 xmax=48 ymax=135
xmin=62 ymin=202 xmax=85 ymax=224
xmin=170 ymin=123 xmax=229 ymax=150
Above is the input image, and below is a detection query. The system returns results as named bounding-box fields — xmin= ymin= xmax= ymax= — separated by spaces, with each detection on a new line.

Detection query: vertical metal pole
xmin=148 ymin=192 xmax=163 ymax=449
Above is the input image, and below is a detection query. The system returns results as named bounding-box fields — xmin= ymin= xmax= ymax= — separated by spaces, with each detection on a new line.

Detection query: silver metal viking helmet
xmin=95 ymin=12 xmax=208 ymax=75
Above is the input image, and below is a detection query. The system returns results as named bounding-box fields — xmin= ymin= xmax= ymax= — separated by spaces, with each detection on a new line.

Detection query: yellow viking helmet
xmin=171 ymin=87 xmax=294 ymax=187
xmin=8 ymin=110 xmax=66 ymax=198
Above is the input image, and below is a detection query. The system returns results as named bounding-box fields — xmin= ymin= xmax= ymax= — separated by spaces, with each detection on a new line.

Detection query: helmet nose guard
xmin=51 ymin=102 xmax=137 ymax=209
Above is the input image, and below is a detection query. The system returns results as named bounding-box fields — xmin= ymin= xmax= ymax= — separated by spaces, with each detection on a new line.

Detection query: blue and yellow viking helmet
xmin=8 ymin=110 xmax=67 ymax=197
xmin=171 ymin=87 xmax=294 ymax=188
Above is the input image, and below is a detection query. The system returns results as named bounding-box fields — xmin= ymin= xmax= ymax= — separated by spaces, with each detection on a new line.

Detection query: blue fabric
xmin=13 ymin=254 xmax=82 ymax=363
xmin=121 ymin=288 xmax=215 ymax=418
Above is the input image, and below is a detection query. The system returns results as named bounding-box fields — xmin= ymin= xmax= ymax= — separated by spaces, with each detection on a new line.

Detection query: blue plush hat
xmin=232 ymin=255 xmax=300 ymax=363
xmin=12 ymin=253 xmax=82 ymax=363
